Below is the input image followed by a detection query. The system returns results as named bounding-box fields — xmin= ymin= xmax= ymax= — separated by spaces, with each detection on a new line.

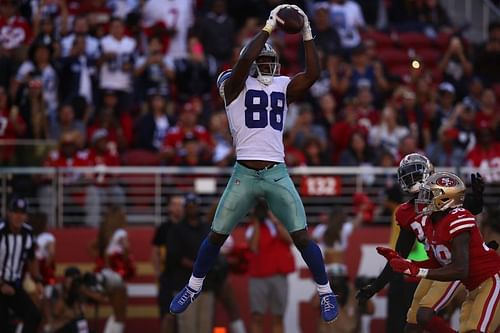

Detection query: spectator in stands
xmin=134 ymin=88 xmax=171 ymax=151
xmin=354 ymin=83 xmax=380 ymax=127
xmin=436 ymin=81 xmax=457 ymax=121
xmin=87 ymin=90 xmax=134 ymax=151
xmin=0 ymin=86 xmax=26 ymax=165
xmin=474 ymin=21 xmax=500 ymax=84
xmin=396 ymin=88 xmax=424 ymax=144
xmin=172 ymin=36 xmax=217 ymax=103
xmin=58 ymin=34 xmax=98 ymax=105
xmin=152 ymin=194 xmax=185 ymax=333
xmin=475 ymin=88 xmax=499 ymax=133
xmin=39 ymin=131 xmax=93 ymax=226
xmin=246 ymin=200 xmax=294 ymax=333
xmin=339 ymin=44 xmax=388 ymax=100
xmin=288 ymin=103 xmax=327 ymax=151
xmin=328 ymin=0 xmax=365 ymax=50
xmin=396 ymin=135 xmax=420 ymax=162
xmin=339 ymin=131 xmax=375 ymax=166
xmin=304 ymin=136 xmax=331 ymax=166
xmin=440 ymin=102 xmax=476 ymax=152
xmin=462 ymin=76 xmax=484 ymax=112
xmin=466 ymin=126 xmax=500 ymax=183
xmin=195 ymin=0 xmax=235 ymax=66
xmin=0 ymin=0 xmax=32 ymax=57
xmin=48 ymin=104 xmax=86 ymax=147
xmin=14 ymin=42 xmax=59 ymax=122
xmin=61 ymin=15 xmax=101 ymax=61
xmin=141 ymin=0 xmax=194 ymax=59
xmin=416 ymin=0 xmax=452 ymax=36
xmin=315 ymin=93 xmax=337 ymax=135
xmin=167 ymin=193 xmax=214 ymax=333
xmin=32 ymin=16 xmax=60 ymax=56
xmin=161 ymin=101 xmax=214 ymax=164
xmin=134 ymin=36 xmax=175 ymax=100
xmin=284 ymin=131 xmax=306 ymax=166
xmin=369 ymin=106 xmax=410 ymax=158
xmin=311 ymin=3 xmax=342 ymax=57
xmin=99 ymin=17 xmax=136 ymax=104
xmin=209 ymin=111 xmax=234 ymax=166
xmin=77 ymin=0 xmax=113 ymax=38
xmin=438 ymin=36 xmax=473 ymax=97
xmin=426 ymin=127 xmax=465 ymax=167
xmin=86 ymin=128 xmax=126 ymax=211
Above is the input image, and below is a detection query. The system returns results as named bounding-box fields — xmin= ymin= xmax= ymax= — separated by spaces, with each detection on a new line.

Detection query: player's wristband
xmin=302 ymin=24 xmax=313 ymax=41
xmin=262 ymin=23 xmax=274 ymax=34
xmin=417 ymin=268 xmax=429 ymax=278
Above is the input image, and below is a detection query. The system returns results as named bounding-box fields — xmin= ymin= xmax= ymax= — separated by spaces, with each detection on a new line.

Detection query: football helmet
xmin=244 ymin=42 xmax=280 ymax=85
xmin=415 ymin=171 xmax=466 ymax=215
xmin=398 ymin=153 xmax=434 ymax=193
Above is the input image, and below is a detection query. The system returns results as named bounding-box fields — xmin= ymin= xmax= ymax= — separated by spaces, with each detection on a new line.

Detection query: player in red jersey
xmin=387 ymin=172 xmax=500 ymax=333
xmin=357 ymin=153 xmax=485 ymax=333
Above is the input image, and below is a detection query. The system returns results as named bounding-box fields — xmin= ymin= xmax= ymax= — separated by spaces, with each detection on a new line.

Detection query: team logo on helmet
xmin=436 ymin=176 xmax=457 ymax=187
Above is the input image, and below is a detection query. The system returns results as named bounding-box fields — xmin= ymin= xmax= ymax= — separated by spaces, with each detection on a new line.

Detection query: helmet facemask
xmin=253 ymin=55 xmax=280 ymax=85
xmin=398 ymin=161 xmax=430 ymax=193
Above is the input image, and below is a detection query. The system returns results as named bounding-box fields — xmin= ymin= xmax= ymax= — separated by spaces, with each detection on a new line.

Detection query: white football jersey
xmin=99 ymin=35 xmax=136 ymax=92
xmin=223 ymin=76 xmax=291 ymax=163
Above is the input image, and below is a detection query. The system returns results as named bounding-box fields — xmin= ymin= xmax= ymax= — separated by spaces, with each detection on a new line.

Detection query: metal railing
xmin=0 ymin=166 xmax=499 ymax=227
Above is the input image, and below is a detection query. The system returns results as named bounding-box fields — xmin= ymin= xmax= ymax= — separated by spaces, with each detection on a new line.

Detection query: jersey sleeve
xmin=394 ymin=204 xmax=413 ymax=230
xmin=445 ymin=209 xmax=476 ymax=240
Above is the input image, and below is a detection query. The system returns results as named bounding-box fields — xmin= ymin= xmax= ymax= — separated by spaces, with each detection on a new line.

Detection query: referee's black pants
xmin=0 ymin=285 xmax=42 ymax=333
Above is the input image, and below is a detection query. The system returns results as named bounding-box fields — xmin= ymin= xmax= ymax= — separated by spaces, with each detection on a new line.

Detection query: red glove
xmin=376 ymin=247 xmax=401 ymax=261
xmin=390 ymin=258 xmax=428 ymax=278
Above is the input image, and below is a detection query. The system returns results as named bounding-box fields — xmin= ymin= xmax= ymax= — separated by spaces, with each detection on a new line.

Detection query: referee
xmin=0 ymin=197 xmax=42 ymax=333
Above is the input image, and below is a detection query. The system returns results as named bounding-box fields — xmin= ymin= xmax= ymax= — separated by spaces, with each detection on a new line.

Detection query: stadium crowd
xmin=0 ymin=0 xmax=499 ymax=176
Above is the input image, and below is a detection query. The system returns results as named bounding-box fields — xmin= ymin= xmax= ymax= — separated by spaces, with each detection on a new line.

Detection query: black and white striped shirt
xmin=0 ymin=221 xmax=35 ymax=283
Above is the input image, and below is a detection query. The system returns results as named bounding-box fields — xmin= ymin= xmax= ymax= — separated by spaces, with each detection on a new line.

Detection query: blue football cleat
xmin=170 ymin=285 xmax=200 ymax=314
xmin=320 ymin=293 xmax=339 ymax=323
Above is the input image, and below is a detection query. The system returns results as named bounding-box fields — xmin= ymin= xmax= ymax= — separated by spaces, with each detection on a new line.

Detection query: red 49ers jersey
xmin=395 ymin=201 xmax=417 ymax=232
xmin=395 ymin=201 xmax=441 ymax=268
xmin=422 ymin=208 xmax=500 ymax=290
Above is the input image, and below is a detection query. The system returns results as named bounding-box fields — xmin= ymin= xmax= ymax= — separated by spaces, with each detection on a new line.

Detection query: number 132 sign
xmin=300 ymin=176 xmax=342 ymax=196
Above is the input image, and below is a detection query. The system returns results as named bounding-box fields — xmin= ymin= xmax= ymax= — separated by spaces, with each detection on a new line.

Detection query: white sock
xmin=230 ymin=319 xmax=247 ymax=333
xmin=112 ymin=321 xmax=125 ymax=333
xmin=103 ymin=316 xmax=114 ymax=333
xmin=317 ymin=282 xmax=333 ymax=295
xmin=188 ymin=275 xmax=205 ymax=292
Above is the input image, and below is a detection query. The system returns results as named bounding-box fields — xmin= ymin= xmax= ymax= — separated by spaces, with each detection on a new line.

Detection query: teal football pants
xmin=211 ymin=162 xmax=307 ymax=234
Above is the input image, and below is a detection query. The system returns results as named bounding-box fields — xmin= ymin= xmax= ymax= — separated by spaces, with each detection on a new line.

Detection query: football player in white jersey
xmin=170 ymin=4 xmax=339 ymax=323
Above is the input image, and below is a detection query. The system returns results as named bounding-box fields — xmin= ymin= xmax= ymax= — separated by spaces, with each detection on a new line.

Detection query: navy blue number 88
xmin=244 ymin=90 xmax=285 ymax=131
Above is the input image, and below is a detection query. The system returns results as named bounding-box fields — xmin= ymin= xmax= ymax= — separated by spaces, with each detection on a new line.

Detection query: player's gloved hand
xmin=376 ymin=247 xmax=401 ymax=261
xmin=356 ymin=284 xmax=377 ymax=304
xmin=289 ymin=4 xmax=313 ymax=41
xmin=390 ymin=258 xmax=428 ymax=278
xmin=263 ymin=4 xmax=289 ymax=34
xmin=471 ymin=172 xmax=484 ymax=195
xmin=486 ymin=240 xmax=499 ymax=251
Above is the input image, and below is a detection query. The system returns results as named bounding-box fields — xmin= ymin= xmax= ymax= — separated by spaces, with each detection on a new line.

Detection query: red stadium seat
xmin=435 ymin=32 xmax=453 ymax=51
xmin=376 ymin=48 xmax=409 ymax=66
xmin=398 ymin=32 xmax=432 ymax=49
xmin=121 ymin=149 xmax=161 ymax=166
xmin=416 ymin=48 xmax=441 ymax=66
xmin=388 ymin=64 xmax=412 ymax=79
xmin=362 ymin=31 xmax=394 ymax=48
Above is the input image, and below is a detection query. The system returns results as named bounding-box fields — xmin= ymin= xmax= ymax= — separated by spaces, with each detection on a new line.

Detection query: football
xmin=276 ymin=7 xmax=304 ymax=34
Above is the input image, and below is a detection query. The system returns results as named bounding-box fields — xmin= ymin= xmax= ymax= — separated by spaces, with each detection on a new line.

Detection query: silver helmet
xmin=245 ymin=43 xmax=280 ymax=85
xmin=398 ymin=153 xmax=434 ymax=194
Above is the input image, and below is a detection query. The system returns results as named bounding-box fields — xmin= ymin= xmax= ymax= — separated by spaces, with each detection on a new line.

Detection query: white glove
xmin=289 ymin=4 xmax=313 ymax=41
xmin=263 ymin=4 xmax=289 ymax=34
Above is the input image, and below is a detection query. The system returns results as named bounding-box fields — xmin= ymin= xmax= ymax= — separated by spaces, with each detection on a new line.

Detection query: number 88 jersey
xmin=222 ymin=76 xmax=291 ymax=163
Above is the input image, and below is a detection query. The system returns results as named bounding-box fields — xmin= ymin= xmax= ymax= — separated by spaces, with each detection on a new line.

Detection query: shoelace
xmin=178 ymin=288 xmax=197 ymax=305
xmin=320 ymin=295 xmax=336 ymax=312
